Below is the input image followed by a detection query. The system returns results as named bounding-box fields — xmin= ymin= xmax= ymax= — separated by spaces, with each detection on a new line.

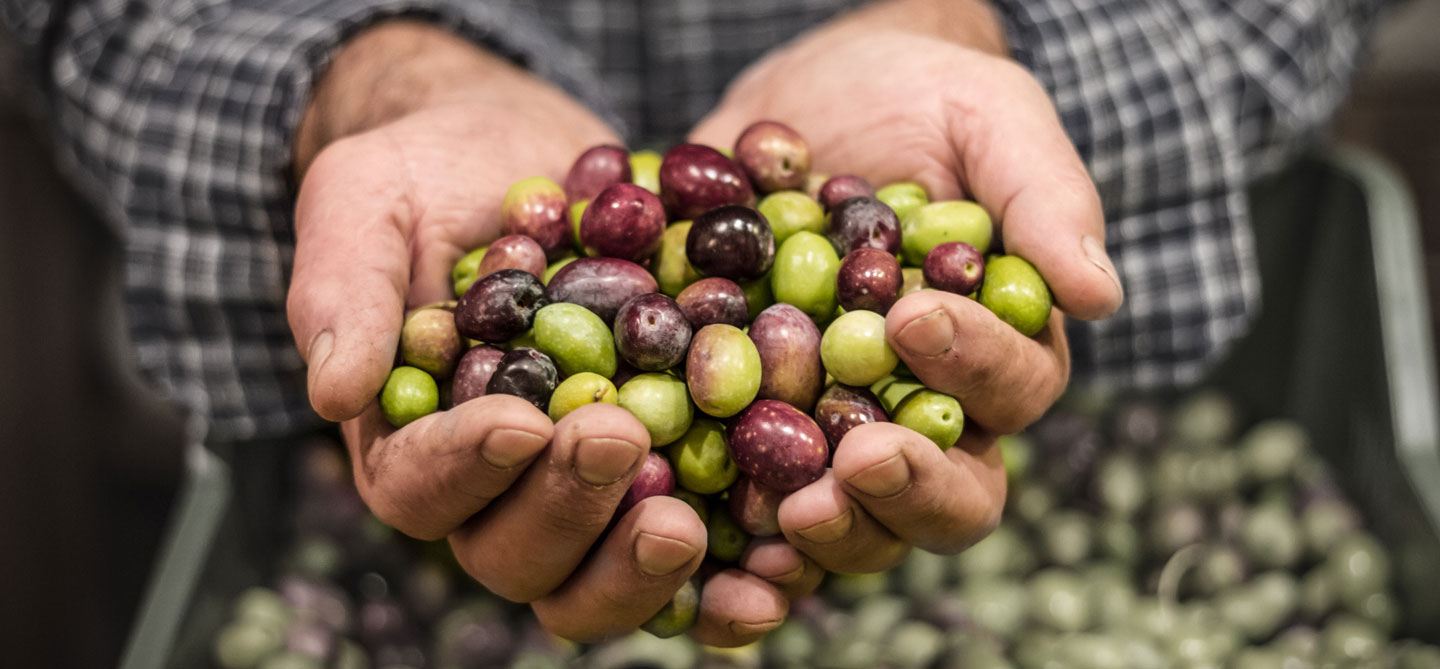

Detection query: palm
xmin=307 ymin=100 xmax=617 ymax=307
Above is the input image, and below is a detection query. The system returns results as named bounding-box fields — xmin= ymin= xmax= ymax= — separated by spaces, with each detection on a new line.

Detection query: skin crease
xmin=287 ymin=0 xmax=1123 ymax=647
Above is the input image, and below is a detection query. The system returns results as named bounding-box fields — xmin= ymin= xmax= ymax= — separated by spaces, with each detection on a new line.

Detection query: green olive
xmin=547 ymin=372 xmax=618 ymax=422
xmin=978 ymin=255 xmax=1052 ymax=337
xmin=452 ymin=246 xmax=487 ymax=298
xmin=629 ymin=150 xmax=663 ymax=194
xmin=380 ymin=366 xmax=439 ymax=428
xmin=822 ymin=310 xmax=899 ymax=386
xmin=652 ymin=221 xmax=702 ymax=297
xmin=891 ymin=389 xmax=963 ymax=450
xmin=618 ymin=372 xmax=694 ymax=447
xmin=757 ymin=190 xmax=826 ymax=243
xmin=900 ymin=200 xmax=992 ymax=266
xmin=770 ymin=231 xmax=841 ymax=321
xmin=875 ymin=182 xmax=929 ymax=222
xmin=532 ymin=303 xmax=616 ymax=378
xmin=666 ymin=418 xmax=739 ymax=494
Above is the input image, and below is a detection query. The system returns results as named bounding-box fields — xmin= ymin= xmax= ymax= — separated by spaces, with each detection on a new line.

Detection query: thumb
xmin=951 ymin=63 xmax=1123 ymax=321
xmin=287 ymin=146 xmax=413 ymax=422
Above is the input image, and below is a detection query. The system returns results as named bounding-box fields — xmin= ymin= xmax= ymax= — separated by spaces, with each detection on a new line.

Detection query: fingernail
xmin=481 ymin=428 xmax=547 ymax=468
xmin=794 ymin=508 xmax=853 ymax=545
xmin=635 ymin=532 xmax=699 ymax=576
xmin=846 ymin=453 xmax=912 ymax=498
xmin=1082 ymin=235 xmax=1124 ymax=304
xmin=729 ymin=619 xmax=782 ymax=637
xmin=307 ymin=330 xmax=334 ymax=379
xmin=574 ymin=437 xmax=643 ymax=486
xmin=893 ymin=310 xmax=953 ymax=357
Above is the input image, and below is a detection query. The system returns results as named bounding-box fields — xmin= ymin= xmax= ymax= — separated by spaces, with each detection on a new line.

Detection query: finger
xmin=740 ymin=538 xmax=826 ymax=600
xmin=947 ymin=58 xmax=1123 ymax=319
xmin=831 ymin=422 xmax=1005 ymax=554
xmin=447 ymin=403 xmax=650 ymax=602
xmin=531 ymin=496 xmax=706 ymax=642
xmin=776 ymin=471 xmax=911 ymax=574
xmin=689 ymin=569 xmax=790 ymax=647
xmin=340 ymin=393 xmax=553 ymax=540
xmin=886 ymin=289 xmax=1068 ymax=433
xmin=288 ymin=138 xmax=415 ymax=422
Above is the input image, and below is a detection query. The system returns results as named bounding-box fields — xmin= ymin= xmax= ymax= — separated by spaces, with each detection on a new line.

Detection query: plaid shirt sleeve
xmin=0 ymin=0 xmax=612 ymax=441
xmin=993 ymin=0 xmax=1386 ymax=390
xmin=0 ymin=0 xmax=1386 ymax=440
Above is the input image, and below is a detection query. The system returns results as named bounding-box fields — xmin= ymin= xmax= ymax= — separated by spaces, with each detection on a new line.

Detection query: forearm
xmin=834 ymin=0 xmax=1007 ymax=57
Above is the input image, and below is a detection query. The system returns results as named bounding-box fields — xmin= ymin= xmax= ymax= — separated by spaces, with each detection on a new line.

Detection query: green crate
xmin=120 ymin=146 xmax=1440 ymax=667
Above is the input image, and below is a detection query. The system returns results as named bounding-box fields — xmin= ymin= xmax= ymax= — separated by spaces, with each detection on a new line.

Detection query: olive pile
xmin=208 ymin=391 xmax=1439 ymax=668
xmin=375 ymin=120 xmax=1054 ymax=613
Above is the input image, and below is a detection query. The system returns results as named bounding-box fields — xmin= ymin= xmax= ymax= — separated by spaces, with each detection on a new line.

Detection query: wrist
xmin=837 ymin=0 xmax=1007 ymax=56
xmin=293 ymin=20 xmax=528 ymax=178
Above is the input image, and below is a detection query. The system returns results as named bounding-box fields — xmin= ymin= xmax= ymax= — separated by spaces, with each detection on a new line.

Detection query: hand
xmin=284 ymin=21 xmax=801 ymax=643
xmin=691 ymin=0 xmax=1124 ymax=573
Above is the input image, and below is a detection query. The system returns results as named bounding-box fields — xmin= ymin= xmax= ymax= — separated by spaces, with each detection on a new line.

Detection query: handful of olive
xmin=372 ymin=121 xmax=1056 ymax=635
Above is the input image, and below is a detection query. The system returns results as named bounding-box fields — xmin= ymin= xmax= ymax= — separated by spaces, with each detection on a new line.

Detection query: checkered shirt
xmin=0 ymin=0 xmax=1385 ymax=440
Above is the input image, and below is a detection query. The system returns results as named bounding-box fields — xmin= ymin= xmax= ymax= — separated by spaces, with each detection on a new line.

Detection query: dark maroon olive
xmin=728 ymin=476 xmax=784 ymax=537
xmin=451 ymin=345 xmax=506 ymax=406
xmin=686 ymin=205 xmax=775 ymax=281
xmin=728 ymin=400 xmax=828 ymax=493
xmin=734 ymin=121 xmax=810 ymax=193
xmin=477 ymin=234 xmax=547 ymax=280
xmin=836 ymin=247 xmax=903 ymax=314
xmin=817 ymin=175 xmax=875 ymax=211
xmin=749 ymin=303 xmax=824 ymax=413
xmin=579 ymin=183 xmax=667 ymax=262
xmin=617 ymin=452 xmax=676 ymax=516
xmin=922 ymin=241 xmax=985 ymax=295
xmin=614 ymin=293 xmax=692 ymax=371
xmin=564 ymin=144 xmax=632 ymax=203
xmin=659 ymin=144 xmax=755 ymax=220
xmin=545 ymin=256 xmax=660 ymax=324
xmin=813 ymin=384 xmax=888 ymax=454
xmin=828 ymin=196 xmax=901 ymax=255
xmin=675 ymin=277 xmax=749 ymax=329
xmin=485 ymin=348 xmax=558 ymax=412
xmin=455 ymin=269 xmax=549 ymax=344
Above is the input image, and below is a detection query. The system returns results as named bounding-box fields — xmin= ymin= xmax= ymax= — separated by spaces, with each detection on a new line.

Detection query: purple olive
xmin=477 ymin=234 xmax=547 ymax=280
xmin=545 ymin=256 xmax=659 ymax=324
xmin=617 ymin=452 xmax=676 ymax=516
xmin=749 ymin=303 xmax=824 ymax=413
xmin=817 ymin=175 xmax=875 ymax=212
xmin=485 ymin=347 xmax=558 ymax=411
xmin=451 ymin=345 xmax=506 ymax=406
xmin=922 ymin=241 xmax=985 ymax=295
xmin=659 ymin=144 xmax=755 ymax=220
xmin=813 ymin=384 xmax=888 ymax=454
xmin=728 ymin=400 xmax=828 ymax=493
xmin=836 ymin=247 xmax=903 ymax=315
xmin=501 ymin=177 xmax=570 ymax=260
xmin=676 ymin=277 xmax=749 ymax=329
xmin=564 ymin=144 xmax=632 ymax=203
xmin=828 ymin=196 xmax=901 ymax=255
xmin=686 ymin=205 xmax=775 ymax=281
xmin=614 ymin=293 xmax=692 ymax=371
xmin=579 ymin=183 xmax=667 ymax=262
xmin=456 ymin=269 xmax=549 ymax=344
xmin=734 ymin=121 xmax=811 ymax=193
xmin=728 ymin=476 xmax=784 ymax=537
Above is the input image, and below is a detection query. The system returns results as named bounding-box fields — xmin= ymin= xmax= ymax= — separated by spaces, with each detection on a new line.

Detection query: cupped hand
xmin=691 ymin=0 xmax=1123 ymax=575
xmin=284 ymin=21 xmax=797 ymax=643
